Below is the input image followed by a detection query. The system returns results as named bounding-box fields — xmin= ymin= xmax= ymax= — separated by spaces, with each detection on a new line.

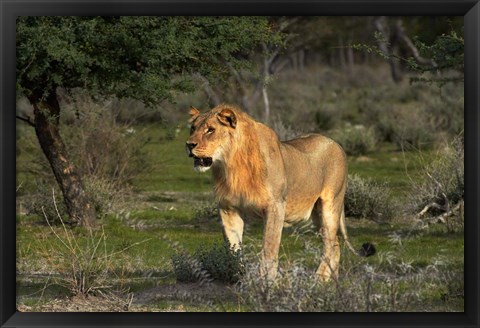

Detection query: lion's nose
xmin=186 ymin=142 xmax=197 ymax=157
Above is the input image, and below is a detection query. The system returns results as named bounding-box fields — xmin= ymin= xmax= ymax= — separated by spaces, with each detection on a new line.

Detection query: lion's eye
xmin=190 ymin=126 xmax=195 ymax=134
xmin=206 ymin=127 xmax=215 ymax=134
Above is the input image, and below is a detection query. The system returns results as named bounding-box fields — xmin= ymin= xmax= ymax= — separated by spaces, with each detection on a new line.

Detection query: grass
xmin=16 ymin=124 xmax=463 ymax=312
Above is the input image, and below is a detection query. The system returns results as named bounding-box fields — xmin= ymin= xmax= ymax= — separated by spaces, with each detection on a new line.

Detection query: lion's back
xmin=282 ymin=133 xmax=345 ymax=159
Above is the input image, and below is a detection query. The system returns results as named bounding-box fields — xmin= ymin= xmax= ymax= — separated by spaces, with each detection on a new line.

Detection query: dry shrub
xmin=37 ymin=191 xmax=149 ymax=297
xmin=345 ymin=174 xmax=396 ymax=222
xmin=62 ymin=101 xmax=151 ymax=185
xmin=236 ymin=244 xmax=462 ymax=312
xmin=24 ymin=176 xmax=129 ymax=223
xmin=271 ymin=116 xmax=301 ymax=141
xmin=330 ymin=124 xmax=378 ymax=156
xmin=18 ymin=97 xmax=150 ymax=220
xmin=386 ymin=104 xmax=436 ymax=150
xmin=406 ymin=136 xmax=464 ymax=231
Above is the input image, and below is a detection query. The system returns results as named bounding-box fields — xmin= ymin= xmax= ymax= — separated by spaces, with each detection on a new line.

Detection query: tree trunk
xmin=29 ymin=90 xmax=96 ymax=227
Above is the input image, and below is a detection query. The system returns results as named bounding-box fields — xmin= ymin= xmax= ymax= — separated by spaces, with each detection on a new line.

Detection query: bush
xmin=171 ymin=241 xmax=244 ymax=284
xmin=196 ymin=242 xmax=244 ymax=284
xmin=345 ymin=174 xmax=396 ymax=222
xmin=236 ymin=251 xmax=458 ymax=312
xmin=62 ymin=101 xmax=151 ymax=185
xmin=388 ymin=105 xmax=436 ymax=150
xmin=171 ymin=252 xmax=209 ymax=284
xmin=18 ymin=97 xmax=148 ymax=221
xmin=36 ymin=199 xmax=145 ymax=297
xmin=330 ymin=124 xmax=378 ymax=156
xmin=24 ymin=176 xmax=129 ymax=223
xmin=23 ymin=182 xmax=68 ymax=223
xmin=271 ymin=117 xmax=301 ymax=141
xmin=193 ymin=202 xmax=218 ymax=221
xmin=406 ymin=136 xmax=464 ymax=230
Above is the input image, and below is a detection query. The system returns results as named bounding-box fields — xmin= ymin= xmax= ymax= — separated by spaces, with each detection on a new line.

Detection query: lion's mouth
xmin=193 ymin=156 xmax=213 ymax=168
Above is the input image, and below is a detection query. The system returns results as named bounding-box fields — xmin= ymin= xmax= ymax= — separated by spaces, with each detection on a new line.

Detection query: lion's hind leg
xmin=313 ymin=197 xmax=342 ymax=282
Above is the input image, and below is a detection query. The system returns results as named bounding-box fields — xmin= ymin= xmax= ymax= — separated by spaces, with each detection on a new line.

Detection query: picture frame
xmin=2 ymin=0 xmax=479 ymax=327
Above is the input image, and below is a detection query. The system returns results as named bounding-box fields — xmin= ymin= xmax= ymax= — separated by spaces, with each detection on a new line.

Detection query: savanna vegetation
xmin=16 ymin=16 xmax=464 ymax=312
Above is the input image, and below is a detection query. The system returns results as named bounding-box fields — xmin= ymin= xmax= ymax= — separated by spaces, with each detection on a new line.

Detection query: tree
xmin=17 ymin=16 xmax=281 ymax=227
xmin=352 ymin=16 xmax=463 ymax=84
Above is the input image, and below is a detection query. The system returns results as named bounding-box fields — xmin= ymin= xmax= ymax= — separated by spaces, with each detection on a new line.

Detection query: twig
xmin=16 ymin=115 xmax=36 ymax=127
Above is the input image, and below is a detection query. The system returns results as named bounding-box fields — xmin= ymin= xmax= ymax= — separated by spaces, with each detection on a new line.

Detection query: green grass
xmin=132 ymin=126 xmax=212 ymax=193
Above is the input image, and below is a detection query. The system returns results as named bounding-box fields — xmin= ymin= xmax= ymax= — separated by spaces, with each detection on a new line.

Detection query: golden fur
xmin=187 ymin=104 xmax=361 ymax=281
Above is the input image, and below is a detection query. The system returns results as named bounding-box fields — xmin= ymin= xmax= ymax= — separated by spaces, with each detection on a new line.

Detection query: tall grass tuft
xmin=38 ymin=189 xmax=149 ymax=297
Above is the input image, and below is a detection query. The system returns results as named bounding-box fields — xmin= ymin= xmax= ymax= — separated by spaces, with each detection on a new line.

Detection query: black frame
xmin=1 ymin=1 xmax=479 ymax=327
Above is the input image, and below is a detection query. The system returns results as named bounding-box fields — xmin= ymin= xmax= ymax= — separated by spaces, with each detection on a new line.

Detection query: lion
xmin=186 ymin=104 xmax=375 ymax=281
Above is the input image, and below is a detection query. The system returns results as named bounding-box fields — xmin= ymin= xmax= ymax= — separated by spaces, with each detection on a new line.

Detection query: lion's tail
xmin=339 ymin=208 xmax=376 ymax=257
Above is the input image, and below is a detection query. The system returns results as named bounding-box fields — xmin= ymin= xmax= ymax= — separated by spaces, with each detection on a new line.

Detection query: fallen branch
xmin=416 ymin=202 xmax=443 ymax=219
xmin=423 ymin=201 xmax=463 ymax=224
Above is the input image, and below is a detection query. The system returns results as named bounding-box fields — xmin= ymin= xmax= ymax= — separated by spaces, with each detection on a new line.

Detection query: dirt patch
xmin=17 ymin=294 xmax=133 ymax=312
xmin=17 ymin=282 xmax=236 ymax=312
xmin=133 ymin=281 xmax=236 ymax=305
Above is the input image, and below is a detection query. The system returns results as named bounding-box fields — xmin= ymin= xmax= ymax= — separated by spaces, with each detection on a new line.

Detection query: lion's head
xmin=186 ymin=105 xmax=238 ymax=172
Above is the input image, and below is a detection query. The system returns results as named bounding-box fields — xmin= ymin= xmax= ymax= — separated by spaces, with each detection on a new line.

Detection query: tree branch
xmin=16 ymin=115 xmax=36 ymax=128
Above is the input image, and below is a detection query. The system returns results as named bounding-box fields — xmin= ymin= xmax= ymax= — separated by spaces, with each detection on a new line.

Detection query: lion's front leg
xmin=260 ymin=202 xmax=285 ymax=280
xmin=220 ymin=208 xmax=244 ymax=251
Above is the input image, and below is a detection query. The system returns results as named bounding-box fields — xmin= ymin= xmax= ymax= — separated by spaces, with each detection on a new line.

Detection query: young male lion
xmin=186 ymin=104 xmax=374 ymax=281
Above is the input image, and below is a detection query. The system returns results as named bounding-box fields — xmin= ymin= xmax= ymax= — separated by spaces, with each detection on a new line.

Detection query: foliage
xmin=36 ymin=193 xmax=148 ymax=297
xmin=16 ymin=16 xmax=283 ymax=104
xmin=389 ymin=105 xmax=436 ymax=151
xmin=61 ymin=100 xmax=151 ymax=186
xmin=23 ymin=176 xmax=129 ymax=223
xmin=352 ymin=27 xmax=464 ymax=85
xmin=172 ymin=242 xmax=244 ymax=284
xmin=330 ymin=124 xmax=378 ymax=156
xmin=236 ymin=252 xmax=463 ymax=312
xmin=196 ymin=242 xmax=245 ymax=284
xmin=409 ymin=29 xmax=464 ymax=83
xmin=24 ymin=182 xmax=68 ymax=223
xmin=345 ymin=174 xmax=396 ymax=222
xmin=406 ymin=136 xmax=464 ymax=230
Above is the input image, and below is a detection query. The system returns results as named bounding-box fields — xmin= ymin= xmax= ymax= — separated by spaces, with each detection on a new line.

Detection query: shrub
xmin=388 ymin=105 xmax=436 ymax=150
xmin=23 ymin=181 xmax=68 ymax=223
xmin=62 ymin=102 xmax=151 ymax=185
xmin=406 ymin=136 xmax=464 ymax=231
xmin=314 ymin=104 xmax=338 ymax=131
xmin=271 ymin=117 xmax=301 ymax=141
xmin=24 ymin=176 xmax=129 ymax=223
xmin=36 ymin=193 xmax=146 ymax=297
xmin=345 ymin=174 xmax=396 ymax=222
xmin=196 ymin=242 xmax=244 ymax=284
xmin=193 ymin=202 xmax=218 ymax=221
xmin=171 ymin=241 xmax=244 ymax=284
xmin=171 ymin=252 xmax=209 ymax=284
xmin=330 ymin=124 xmax=378 ymax=156
xmin=236 ymin=249 xmax=462 ymax=312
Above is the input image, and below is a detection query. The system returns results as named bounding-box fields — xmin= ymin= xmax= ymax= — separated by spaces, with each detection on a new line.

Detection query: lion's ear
xmin=217 ymin=108 xmax=237 ymax=128
xmin=189 ymin=106 xmax=200 ymax=122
